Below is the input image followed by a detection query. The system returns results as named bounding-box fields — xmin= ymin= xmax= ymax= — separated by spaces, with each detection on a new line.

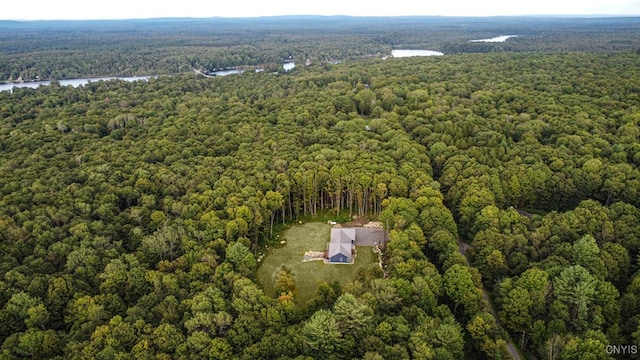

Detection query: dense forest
xmin=2 ymin=16 xmax=640 ymax=81
xmin=1 ymin=16 xmax=640 ymax=360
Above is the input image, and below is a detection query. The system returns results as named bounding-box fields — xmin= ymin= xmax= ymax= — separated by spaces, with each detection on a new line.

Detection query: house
xmin=328 ymin=228 xmax=355 ymax=263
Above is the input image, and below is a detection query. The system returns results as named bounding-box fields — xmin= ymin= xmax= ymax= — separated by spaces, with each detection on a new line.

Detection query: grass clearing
xmin=256 ymin=222 xmax=378 ymax=306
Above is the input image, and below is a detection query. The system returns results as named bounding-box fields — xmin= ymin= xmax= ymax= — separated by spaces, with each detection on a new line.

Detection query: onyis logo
xmin=606 ymin=345 xmax=638 ymax=356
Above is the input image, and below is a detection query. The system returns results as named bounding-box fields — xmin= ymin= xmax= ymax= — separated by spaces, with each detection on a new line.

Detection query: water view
xmin=3 ymin=62 xmax=301 ymax=90
xmin=391 ymin=50 xmax=444 ymax=58
xmin=210 ymin=69 xmax=242 ymax=76
xmin=0 ymin=76 xmax=152 ymax=92
xmin=471 ymin=35 xmax=519 ymax=42
xmin=210 ymin=62 xmax=294 ymax=76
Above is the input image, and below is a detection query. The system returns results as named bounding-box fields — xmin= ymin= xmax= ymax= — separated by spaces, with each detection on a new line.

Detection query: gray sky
xmin=3 ymin=0 xmax=639 ymax=20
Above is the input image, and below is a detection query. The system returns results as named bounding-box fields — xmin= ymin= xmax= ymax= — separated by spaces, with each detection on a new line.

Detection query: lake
xmin=391 ymin=50 xmax=444 ymax=58
xmin=3 ymin=62 xmax=300 ymax=91
xmin=471 ymin=35 xmax=519 ymax=43
xmin=210 ymin=69 xmax=243 ymax=76
xmin=0 ymin=75 xmax=152 ymax=92
xmin=210 ymin=62 xmax=294 ymax=76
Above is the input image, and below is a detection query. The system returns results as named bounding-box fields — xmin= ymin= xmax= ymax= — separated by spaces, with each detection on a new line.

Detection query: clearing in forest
xmin=256 ymin=222 xmax=378 ymax=305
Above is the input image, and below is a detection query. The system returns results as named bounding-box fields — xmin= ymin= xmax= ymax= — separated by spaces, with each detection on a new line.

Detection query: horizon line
xmin=2 ymin=13 xmax=640 ymax=22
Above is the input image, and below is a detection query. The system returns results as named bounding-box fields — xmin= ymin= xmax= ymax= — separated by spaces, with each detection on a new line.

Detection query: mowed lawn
xmin=256 ymin=222 xmax=377 ymax=305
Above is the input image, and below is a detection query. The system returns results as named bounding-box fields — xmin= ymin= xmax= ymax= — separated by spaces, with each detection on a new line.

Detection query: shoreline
xmin=0 ymin=74 xmax=160 ymax=85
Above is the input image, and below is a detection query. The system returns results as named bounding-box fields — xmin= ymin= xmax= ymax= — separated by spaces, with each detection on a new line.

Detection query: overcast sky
xmin=3 ymin=0 xmax=639 ymax=20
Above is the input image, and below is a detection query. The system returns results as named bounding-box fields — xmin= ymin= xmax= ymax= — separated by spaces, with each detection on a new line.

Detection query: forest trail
xmin=456 ymin=239 xmax=523 ymax=360
xmin=515 ymin=208 xmax=534 ymax=219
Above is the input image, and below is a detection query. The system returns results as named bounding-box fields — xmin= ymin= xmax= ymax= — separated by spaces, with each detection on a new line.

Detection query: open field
xmin=256 ymin=222 xmax=378 ymax=305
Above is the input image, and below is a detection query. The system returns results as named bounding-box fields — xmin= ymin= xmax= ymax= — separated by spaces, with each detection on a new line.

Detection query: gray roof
xmin=328 ymin=228 xmax=355 ymax=259
xmin=331 ymin=228 xmax=355 ymax=244
xmin=328 ymin=241 xmax=351 ymax=259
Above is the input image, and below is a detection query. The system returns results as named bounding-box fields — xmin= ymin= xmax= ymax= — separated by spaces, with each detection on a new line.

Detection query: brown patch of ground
xmin=341 ymin=216 xmax=370 ymax=227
